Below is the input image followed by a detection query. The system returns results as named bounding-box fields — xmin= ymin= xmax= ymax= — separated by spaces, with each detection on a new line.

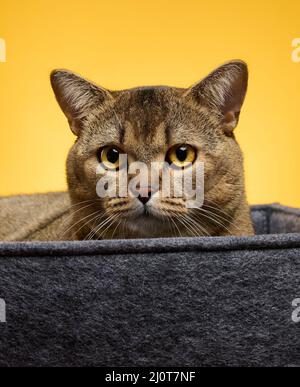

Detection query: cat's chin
xmin=124 ymin=209 xmax=172 ymax=238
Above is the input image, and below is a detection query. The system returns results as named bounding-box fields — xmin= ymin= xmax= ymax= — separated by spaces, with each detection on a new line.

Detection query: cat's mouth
xmin=125 ymin=211 xmax=167 ymax=236
xmin=125 ymin=199 xmax=186 ymax=221
xmin=125 ymin=203 xmax=177 ymax=231
xmin=130 ymin=206 xmax=159 ymax=221
xmin=104 ymin=196 xmax=187 ymax=237
xmin=101 ymin=199 xmax=188 ymax=238
xmin=143 ymin=207 xmax=152 ymax=217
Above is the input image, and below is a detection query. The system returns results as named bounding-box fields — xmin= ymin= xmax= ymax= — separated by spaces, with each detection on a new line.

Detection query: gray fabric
xmin=0 ymin=204 xmax=300 ymax=366
xmin=251 ymin=203 xmax=300 ymax=235
xmin=0 ymin=192 xmax=71 ymax=241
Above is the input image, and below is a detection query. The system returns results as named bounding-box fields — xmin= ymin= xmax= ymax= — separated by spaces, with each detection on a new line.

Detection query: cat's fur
xmin=0 ymin=61 xmax=254 ymax=241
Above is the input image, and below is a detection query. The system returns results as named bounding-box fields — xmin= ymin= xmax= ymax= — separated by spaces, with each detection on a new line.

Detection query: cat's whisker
xmin=191 ymin=208 xmax=233 ymax=235
xmin=161 ymin=209 xmax=179 ymax=237
xmin=202 ymin=200 xmax=236 ymax=221
xmin=166 ymin=214 xmax=178 ymax=237
xmin=172 ymin=212 xmax=202 ymax=237
xmin=121 ymin=218 xmax=127 ymax=239
xmin=66 ymin=198 xmax=98 ymax=209
xmin=201 ymin=207 xmax=234 ymax=225
xmin=87 ymin=213 xmax=119 ymax=240
xmin=194 ymin=202 xmax=240 ymax=230
xmin=110 ymin=218 xmax=122 ymax=239
xmin=191 ymin=207 xmax=230 ymax=228
xmin=184 ymin=213 xmax=211 ymax=237
xmin=59 ymin=199 xmax=101 ymax=233
xmin=168 ymin=213 xmax=183 ymax=237
xmin=74 ymin=211 xmax=109 ymax=240
xmin=200 ymin=206 xmax=241 ymax=232
xmin=98 ymin=214 xmax=120 ymax=239
xmin=85 ymin=214 xmax=111 ymax=240
xmin=60 ymin=201 xmax=99 ymax=231
xmin=64 ymin=198 xmax=101 ymax=216
xmin=174 ymin=213 xmax=200 ymax=237
xmin=181 ymin=213 xmax=210 ymax=237
xmin=62 ymin=208 xmax=102 ymax=237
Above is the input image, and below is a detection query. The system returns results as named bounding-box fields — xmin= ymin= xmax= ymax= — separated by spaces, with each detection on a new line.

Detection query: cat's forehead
xmin=113 ymin=86 xmax=217 ymax=151
xmin=112 ymin=86 xmax=182 ymax=158
xmin=114 ymin=86 xmax=181 ymax=127
xmin=83 ymin=85 xmax=218 ymax=158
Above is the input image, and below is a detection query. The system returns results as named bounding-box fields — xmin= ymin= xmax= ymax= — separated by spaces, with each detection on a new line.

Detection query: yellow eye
xmin=166 ymin=144 xmax=197 ymax=167
xmin=99 ymin=146 xmax=120 ymax=169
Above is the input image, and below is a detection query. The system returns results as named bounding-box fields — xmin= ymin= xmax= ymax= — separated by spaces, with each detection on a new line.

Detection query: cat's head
xmin=51 ymin=61 xmax=248 ymax=239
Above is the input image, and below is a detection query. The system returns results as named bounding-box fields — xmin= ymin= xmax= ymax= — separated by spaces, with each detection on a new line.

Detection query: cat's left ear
xmin=50 ymin=70 xmax=113 ymax=135
xmin=185 ymin=60 xmax=248 ymax=134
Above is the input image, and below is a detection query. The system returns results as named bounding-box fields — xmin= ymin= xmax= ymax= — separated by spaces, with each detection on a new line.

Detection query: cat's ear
xmin=185 ymin=60 xmax=248 ymax=134
xmin=50 ymin=70 xmax=113 ymax=135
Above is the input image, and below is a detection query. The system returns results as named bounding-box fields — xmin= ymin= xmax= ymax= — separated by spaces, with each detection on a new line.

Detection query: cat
xmin=0 ymin=60 xmax=254 ymax=241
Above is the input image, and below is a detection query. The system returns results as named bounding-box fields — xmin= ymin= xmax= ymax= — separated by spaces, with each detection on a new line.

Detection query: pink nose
xmin=137 ymin=186 xmax=152 ymax=205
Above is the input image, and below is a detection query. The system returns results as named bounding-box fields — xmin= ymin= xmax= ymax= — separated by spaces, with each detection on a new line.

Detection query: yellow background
xmin=0 ymin=0 xmax=300 ymax=206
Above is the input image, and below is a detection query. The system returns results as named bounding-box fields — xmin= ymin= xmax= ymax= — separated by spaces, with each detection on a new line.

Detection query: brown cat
xmin=0 ymin=60 xmax=254 ymax=241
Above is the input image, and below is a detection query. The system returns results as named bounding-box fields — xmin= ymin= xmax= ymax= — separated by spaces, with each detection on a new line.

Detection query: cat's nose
xmin=137 ymin=187 xmax=153 ymax=205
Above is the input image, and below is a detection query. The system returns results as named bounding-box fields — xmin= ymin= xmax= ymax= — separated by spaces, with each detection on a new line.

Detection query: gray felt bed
xmin=0 ymin=202 xmax=300 ymax=366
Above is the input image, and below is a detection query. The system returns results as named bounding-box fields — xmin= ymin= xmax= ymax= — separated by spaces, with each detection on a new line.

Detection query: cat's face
xmin=51 ymin=61 xmax=249 ymax=239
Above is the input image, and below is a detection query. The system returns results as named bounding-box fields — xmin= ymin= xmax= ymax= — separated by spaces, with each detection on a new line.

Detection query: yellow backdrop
xmin=0 ymin=0 xmax=300 ymax=206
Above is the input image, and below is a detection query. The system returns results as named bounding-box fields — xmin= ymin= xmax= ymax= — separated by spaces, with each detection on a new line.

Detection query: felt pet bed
xmin=0 ymin=198 xmax=300 ymax=366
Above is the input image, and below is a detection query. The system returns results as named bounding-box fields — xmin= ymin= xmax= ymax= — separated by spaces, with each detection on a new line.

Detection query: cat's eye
xmin=166 ymin=144 xmax=197 ymax=167
xmin=98 ymin=146 xmax=120 ymax=169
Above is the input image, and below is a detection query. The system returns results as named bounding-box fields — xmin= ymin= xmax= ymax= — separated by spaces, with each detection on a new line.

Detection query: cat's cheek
xmin=83 ymin=157 xmax=101 ymax=186
xmin=200 ymin=156 xmax=219 ymax=192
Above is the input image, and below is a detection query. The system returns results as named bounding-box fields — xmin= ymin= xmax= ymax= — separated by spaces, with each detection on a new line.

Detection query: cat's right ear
xmin=184 ymin=60 xmax=248 ymax=134
xmin=50 ymin=70 xmax=113 ymax=135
